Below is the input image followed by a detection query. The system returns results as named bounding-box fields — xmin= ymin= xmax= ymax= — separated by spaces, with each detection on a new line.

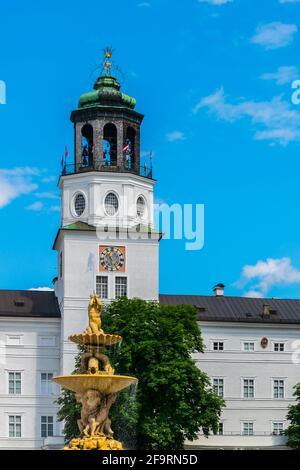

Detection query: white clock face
xmin=100 ymin=247 xmax=125 ymax=272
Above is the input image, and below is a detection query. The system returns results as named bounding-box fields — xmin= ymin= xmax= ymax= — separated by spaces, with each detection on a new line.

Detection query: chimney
xmin=213 ymin=283 xmax=225 ymax=297
xmin=263 ymin=304 xmax=270 ymax=317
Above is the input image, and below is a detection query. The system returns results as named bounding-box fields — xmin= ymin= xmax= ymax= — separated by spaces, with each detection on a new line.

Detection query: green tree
xmin=285 ymin=384 xmax=300 ymax=448
xmin=56 ymin=297 xmax=224 ymax=449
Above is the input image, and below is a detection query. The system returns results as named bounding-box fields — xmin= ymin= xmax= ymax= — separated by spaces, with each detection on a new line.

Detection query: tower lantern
xmin=66 ymin=48 xmax=147 ymax=178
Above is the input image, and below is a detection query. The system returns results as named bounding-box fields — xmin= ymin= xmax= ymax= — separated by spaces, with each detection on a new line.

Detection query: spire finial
xmin=102 ymin=47 xmax=114 ymax=75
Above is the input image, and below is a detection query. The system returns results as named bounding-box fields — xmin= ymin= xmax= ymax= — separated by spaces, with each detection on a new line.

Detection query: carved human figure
xmin=84 ymin=294 xmax=103 ymax=335
xmin=76 ymin=389 xmax=116 ymax=438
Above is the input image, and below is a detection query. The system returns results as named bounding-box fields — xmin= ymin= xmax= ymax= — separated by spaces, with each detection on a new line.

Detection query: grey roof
xmin=159 ymin=294 xmax=300 ymax=324
xmin=0 ymin=290 xmax=61 ymax=318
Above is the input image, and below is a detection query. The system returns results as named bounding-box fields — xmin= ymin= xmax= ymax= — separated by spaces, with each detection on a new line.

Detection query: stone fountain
xmin=53 ymin=294 xmax=137 ymax=450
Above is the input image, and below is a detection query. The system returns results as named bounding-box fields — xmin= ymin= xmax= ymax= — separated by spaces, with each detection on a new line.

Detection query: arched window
xmin=124 ymin=127 xmax=136 ymax=170
xmin=136 ymin=196 xmax=146 ymax=218
xmin=81 ymin=124 xmax=94 ymax=168
xmin=103 ymin=123 xmax=117 ymax=166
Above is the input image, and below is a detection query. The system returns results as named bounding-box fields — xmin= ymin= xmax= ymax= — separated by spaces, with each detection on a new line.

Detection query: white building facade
xmin=0 ymin=62 xmax=299 ymax=449
xmin=0 ymin=292 xmax=61 ymax=449
xmin=160 ymin=291 xmax=300 ymax=448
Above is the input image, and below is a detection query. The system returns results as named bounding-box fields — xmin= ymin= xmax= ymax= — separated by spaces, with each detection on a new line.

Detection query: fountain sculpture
xmin=53 ymin=294 xmax=137 ymax=450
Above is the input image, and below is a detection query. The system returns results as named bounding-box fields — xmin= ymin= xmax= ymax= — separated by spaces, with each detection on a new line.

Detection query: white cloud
xmin=0 ymin=167 xmax=40 ymax=177
xmin=41 ymin=176 xmax=56 ymax=183
xmin=137 ymin=2 xmax=151 ymax=6
xmin=0 ymin=167 xmax=39 ymax=209
xmin=194 ymin=87 xmax=300 ymax=145
xmin=279 ymin=0 xmax=300 ymax=3
xmin=26 ymin=201 xmax=44 ymax=211
xmin=199 ymin=0 xmax=233 ymax=4
xmin=237 ymin=257 xmax=300 ymax=297
xmin=35 ymin=191 xmax=59 ymax=200
xmin=251 ymin=22 xmax=297 ymax=49
xmin=243 ymin=290 xmax=264 ymax=298
xmin=260 ymin=66 xmax=298 ymax=85
xmin=28 ymin=287 xmax=53 ymax=291
xmin=166 ymin=131 xmax=185 ymax=142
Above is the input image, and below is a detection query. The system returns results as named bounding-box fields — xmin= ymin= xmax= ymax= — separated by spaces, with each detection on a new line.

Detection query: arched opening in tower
xmin=103 ymin=123 xmax=117 ymax=167
xmin=124 ymin=127 xmax=136 ymax=171
xmin=81 ymin=124 xmax=94 ymax=168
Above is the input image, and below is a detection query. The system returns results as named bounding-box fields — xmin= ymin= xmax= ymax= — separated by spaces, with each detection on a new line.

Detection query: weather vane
xmin=102 ymin=47 xmax=114 ymax=75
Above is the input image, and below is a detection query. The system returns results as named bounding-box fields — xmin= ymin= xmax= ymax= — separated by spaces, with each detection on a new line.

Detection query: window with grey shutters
xmin=41 ymin=416 xmax=54 ymax=438
xmin=243 ymin=379 xmax=255 ymax=398
xmin=9 ymin=416 xmax=21 ymax=438
xmin=115 ymin=277 xmax=127 ymax=298
xmin=96 ymin=276 xmax=108 ymax=299
xmin=273 ymin=379 xmax=285 ymax=399
xmin=8 ymin=372 xmax=21 ymax=395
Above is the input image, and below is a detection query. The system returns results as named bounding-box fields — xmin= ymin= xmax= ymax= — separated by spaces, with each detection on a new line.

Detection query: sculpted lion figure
xmin=76 ymin=389 xmax=116 ymax=438
xmin=84 ymin=294 xmax=103 ymax=335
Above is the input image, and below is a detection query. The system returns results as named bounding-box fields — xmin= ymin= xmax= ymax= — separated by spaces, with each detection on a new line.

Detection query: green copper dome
xmin=78 ymin=74 xmax=136 ymax=110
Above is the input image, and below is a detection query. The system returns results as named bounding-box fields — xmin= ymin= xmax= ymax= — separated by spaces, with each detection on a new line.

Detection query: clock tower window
xmin=115 ymin=277 xmax=127 ymax=298
xmin=96 ymin=276 xmax=108 ymax=299
xmin=103 ymin=123 xmax=117 ymax=166
xmin=124 ymin=127 xmax=136 ymax=171
xmin=81 ymin=124 xmax=94 ymax=168
xmin=104 ymin=192 xmax=119 ymax=216
xmin=74 ymin=193 xmax=86 ymax=217
xmin=136 ymin=196 xmax=146 ymax=218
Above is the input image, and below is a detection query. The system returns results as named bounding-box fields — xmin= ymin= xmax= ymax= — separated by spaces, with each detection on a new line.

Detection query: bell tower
xmin=54 ymin=49 xmax=160 ymax=373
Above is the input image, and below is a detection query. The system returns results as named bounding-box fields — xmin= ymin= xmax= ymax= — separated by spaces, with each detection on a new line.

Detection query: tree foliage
xmin=285 ymin=384 xmax=300 ymax=448
xmin=57 ymin=297 xmax=224 ymax=449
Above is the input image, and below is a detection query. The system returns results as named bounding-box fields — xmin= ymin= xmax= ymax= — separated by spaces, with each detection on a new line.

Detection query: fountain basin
xmin=69 ymin=332 xmax=122 ymax=347
xmin=53 ymin=374 xmax=137 ymax=395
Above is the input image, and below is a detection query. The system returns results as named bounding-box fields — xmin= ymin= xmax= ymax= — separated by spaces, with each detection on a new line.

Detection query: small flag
xmin=65 ymin=146 xmax=69 ymax=158
xmin=123 ymin=144 xmax=129 ymax=153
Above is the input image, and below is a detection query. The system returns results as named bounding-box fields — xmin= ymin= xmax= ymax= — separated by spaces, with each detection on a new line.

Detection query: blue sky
xmin=1 ymin=0 xmax=300 ymax=298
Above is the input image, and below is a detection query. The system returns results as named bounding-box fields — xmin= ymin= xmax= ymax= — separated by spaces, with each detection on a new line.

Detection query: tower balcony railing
xmin=61 ymin=160 xmax=153 ymax=179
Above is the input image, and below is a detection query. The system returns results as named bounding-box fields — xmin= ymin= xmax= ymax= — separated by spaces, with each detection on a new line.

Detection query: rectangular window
xmin=213 ymin=378 xmax=224 ymax=397
xmin=9 ymin=415 xmax=21 ymax=438
xmin=243 ymin=342 xmax=255 ymax=351
xmin=8 ymin=372 xmax=21 ymax=395
xmin=243 ymin=379 xmax=255 ymax=398
xmin=243 ymin=422 xmax=254 ymax=436
xmin=273 ymin=379 xmax=285 ymax=399
xmin=218 ymin=422 xmax=224 ymax=435
xmin=115 ymin=277 xmax=127 ymax=298
xmin=213 ymin=342 xmax=224 ymax=351
xmin=274 ymin=343 xmax=285 ymax=352
xmin=96 ymin=276 xmax=108 ymax=300
xmin=41 ymin=416 xmax=54 ymax=438
xmin=273 ymin=422 xmax=284 ymax=435
xmin=41 ymin=373 xmax=54 ymax=396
